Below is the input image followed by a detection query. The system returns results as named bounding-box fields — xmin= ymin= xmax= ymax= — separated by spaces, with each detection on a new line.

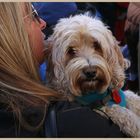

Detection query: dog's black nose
xmin=83 ymin=69 xmax=96 ymax=79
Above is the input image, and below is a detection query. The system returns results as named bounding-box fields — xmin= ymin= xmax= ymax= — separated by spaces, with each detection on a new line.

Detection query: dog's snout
xmin=83 ymin=68 xmax=97 ymax=79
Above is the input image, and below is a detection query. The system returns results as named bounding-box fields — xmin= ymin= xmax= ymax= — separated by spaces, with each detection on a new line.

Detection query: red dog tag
xmin=112 ymin=90 xmax=121 ymax=104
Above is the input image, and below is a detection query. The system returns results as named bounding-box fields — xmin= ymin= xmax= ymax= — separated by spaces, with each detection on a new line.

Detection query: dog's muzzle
xmin=78 ymin=65 xmax=110 ymax=94
xmin=65 ymin=56 xmax=112 ymax=96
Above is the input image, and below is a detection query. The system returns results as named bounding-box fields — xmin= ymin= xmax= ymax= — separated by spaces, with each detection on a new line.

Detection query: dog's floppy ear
xmin=44 ymin=38 xmax=55 ymax=82
xmin=104 ymin=29 xmax=127 ymax=89
xmin=106 ymin=29 xmax=127 ymax=70
xmin=114 ymin=41 xmax=125 ymax=69
xmin=113 ymin=38 xmax=130 ymax=71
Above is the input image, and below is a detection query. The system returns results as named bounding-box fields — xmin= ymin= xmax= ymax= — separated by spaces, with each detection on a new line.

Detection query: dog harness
xmin=75 ymin=89 xmax=126 ymax=109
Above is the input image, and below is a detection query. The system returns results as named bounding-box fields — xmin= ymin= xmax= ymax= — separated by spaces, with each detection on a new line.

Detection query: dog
xmin=45 ymin=14 xmax=140 ymax=137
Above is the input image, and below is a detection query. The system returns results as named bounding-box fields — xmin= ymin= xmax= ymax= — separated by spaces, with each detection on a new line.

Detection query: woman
xmin=0 ymin=2 xmax=62 ymax=137
xmin=0 ymin=2 xmax=127 ymax=137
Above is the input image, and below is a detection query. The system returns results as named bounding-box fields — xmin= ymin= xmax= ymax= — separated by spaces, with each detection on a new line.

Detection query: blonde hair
xmin=0 ymin=2 xmax=62 ymax=131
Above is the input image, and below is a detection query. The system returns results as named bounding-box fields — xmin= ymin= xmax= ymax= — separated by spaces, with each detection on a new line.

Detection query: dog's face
xmin=46 ymin=14 xmax=126 ymax=96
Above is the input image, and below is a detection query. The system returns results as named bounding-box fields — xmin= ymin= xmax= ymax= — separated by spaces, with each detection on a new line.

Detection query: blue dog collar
xmin=75 ymin=89 xmax=126 ymax=108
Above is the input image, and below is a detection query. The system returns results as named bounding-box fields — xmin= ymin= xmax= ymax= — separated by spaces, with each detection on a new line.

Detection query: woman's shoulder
xmin=45 ymin=101 xmax=128 ymax=138
xmin=0 ymin=103 xmax=43 ymax=137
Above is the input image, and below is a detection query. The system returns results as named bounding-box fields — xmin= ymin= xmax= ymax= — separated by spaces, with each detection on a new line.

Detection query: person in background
xmin=32 ymin=2 xmax=78 ymax=39
xmin=124 ymin=2 xmax=140 ymax=92
xmin=114 ymin=2 xmax=129 ymax=46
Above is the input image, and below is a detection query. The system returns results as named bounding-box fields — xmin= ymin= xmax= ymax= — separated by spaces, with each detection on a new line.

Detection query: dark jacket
xmin=0 ymin=101 xmax=128 ymax=138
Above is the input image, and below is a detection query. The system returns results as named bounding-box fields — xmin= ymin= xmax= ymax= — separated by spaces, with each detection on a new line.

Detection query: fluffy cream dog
xmin=46 ymin=14 xmax=140 ymax=137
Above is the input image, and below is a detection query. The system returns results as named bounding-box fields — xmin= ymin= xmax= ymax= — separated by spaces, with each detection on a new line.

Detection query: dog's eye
xmin=94 ymin=41 xmax=101 ymax=51
xmin=67 ymin=47 xmax=76 ymax=56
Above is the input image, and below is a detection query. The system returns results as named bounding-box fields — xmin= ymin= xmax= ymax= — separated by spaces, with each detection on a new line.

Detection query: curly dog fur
xmin=45 ymin=14 xmax=140 ymax=137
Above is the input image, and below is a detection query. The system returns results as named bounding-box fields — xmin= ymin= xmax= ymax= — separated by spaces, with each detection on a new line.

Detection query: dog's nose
xmin=83 ymin=69 xmax=96 ymax=79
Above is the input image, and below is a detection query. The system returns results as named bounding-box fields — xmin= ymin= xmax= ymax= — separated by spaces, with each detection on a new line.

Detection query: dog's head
xmin=46 ymin=14 xmax=127 ymax=97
